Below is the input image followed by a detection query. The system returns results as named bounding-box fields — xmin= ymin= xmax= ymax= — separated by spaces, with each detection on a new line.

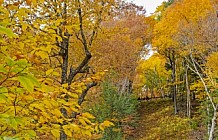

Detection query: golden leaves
xmin=98 ymin=121 xmax=114 ymax=131
xmin=35 ymin=51 xmax=49 ymax=60
xmin=0 ymin=0 xmax=117 ymax=139
xmin=153 ymin=0 xmax=213 ymax=52
xmin=207 ymin=52 xmax=218 ymax=78
xmin=82 ymin=112 xmax=95 ymax=119
xmin=51 ymin=129 xmax=60 ymax=138
xmin=26 ymin=0 xmax=38 ymax=6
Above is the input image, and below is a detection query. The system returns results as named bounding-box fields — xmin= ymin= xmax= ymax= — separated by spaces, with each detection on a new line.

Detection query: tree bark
xmin=72 ymin=82 xmax=97 ymax=118
xmin=185 ymin=66 xmax=191 ymax=118
xmin=171 ymin=53 xmax=178 ymax=114
xmin=59 ymin=32 xmax=70 ymax=140
xmin=209 ymin=108 xmax=217 ymax=140
xmin=186 ymin=54 xmax=217 ymax=140
xmin=57 ymin=0 xmax=104 ymax=138
xmin=167 ymin=50 xmax=177 ymax=114
xmin=160 ymin=87 xmax=165 ymax=98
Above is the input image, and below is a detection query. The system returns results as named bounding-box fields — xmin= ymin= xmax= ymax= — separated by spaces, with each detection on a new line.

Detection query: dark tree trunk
xmin=172 ymin=61 xmax=177 ymax=114
xmin=59 ymin=32 xmax=70 ymax=140
xmin=168 ymin=50 xmax=177 ymax=114
xmin=185 ymin=66 xmax=191 ymax=118
xmin=167 ymin=49 xmax=178 ymax=114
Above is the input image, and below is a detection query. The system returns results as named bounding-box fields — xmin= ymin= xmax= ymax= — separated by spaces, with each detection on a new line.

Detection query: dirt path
xmin=130 ymin=99 xmax=202 ymax=140
xmin=131 ymin=99 xmax=173 ymax=140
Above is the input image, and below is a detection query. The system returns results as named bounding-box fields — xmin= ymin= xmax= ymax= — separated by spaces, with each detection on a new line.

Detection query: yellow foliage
xmin=63 ymin=125 xmax=73 ymax=137
xmin=134 ymin=53 xmax=169 ymax=92
xmin=102 ymin=120 xmax=114 ymax=127
xmin=51 ymin=129 xmax=60 ymax=138
xmin=82 ymin=112 xmax=95 ymax=119
xmin=0 ymin=0 xmax=115 ymax=139
xmin=207 ymin=52 xmax=218 ymax=78
xmin=152 ymin=0 xmax=213 ymax=53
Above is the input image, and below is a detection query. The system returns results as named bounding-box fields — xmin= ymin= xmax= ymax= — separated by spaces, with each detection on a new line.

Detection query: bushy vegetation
xmin=90 ymin=82 xmax=139 ymax=139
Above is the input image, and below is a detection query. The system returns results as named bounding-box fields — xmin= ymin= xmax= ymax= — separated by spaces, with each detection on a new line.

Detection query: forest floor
xmin=130 ymin=98 xmax=206 ymax=140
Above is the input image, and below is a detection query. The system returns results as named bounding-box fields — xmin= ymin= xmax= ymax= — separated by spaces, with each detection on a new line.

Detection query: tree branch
xmin=78 ymin=82 xmax=97 ymax=105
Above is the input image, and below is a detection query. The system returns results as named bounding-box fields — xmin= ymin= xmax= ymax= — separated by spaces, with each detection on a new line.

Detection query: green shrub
xmin=90 ymin=81 xmax=139 ymax=139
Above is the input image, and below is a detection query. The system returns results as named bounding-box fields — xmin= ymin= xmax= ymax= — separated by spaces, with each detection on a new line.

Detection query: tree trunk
xmin=207 ymin=102 xmax=211 ymax=137
xmin=60 ymin=33 xmax=69 ymax=140
xmin=128 ymin=80 xmax=133 ymax=94
xmin=209 ymin=108 xmax=217 ymax=140
xmin=146 ymin=87 xmax=149 ymax=99
xmin=172 ymin=56 xmax=177 ymax=114
xmin=160 ymin=87 xmax=165 ymax=98
xmin=168 ymin=50 xmax=177 ymax=114
xmin=185 ymin=66 xmax=191 ymax=118
xmin=151 ymin=88 xmax=155 ymax=98
xmin=187 ymin=54 xmax=217 ymax=139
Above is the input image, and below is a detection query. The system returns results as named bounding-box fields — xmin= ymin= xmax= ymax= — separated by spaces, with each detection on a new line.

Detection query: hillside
xmin=131 ymin=99 xmax=206 ymax=140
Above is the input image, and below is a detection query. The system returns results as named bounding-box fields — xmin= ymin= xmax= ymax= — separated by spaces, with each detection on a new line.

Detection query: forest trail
xmin=131 ymin=99 xmax=205 ymax=140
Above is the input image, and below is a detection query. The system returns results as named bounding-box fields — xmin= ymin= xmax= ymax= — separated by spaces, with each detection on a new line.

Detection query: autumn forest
xmin=0 ymin=0 xmax=217 ymax=139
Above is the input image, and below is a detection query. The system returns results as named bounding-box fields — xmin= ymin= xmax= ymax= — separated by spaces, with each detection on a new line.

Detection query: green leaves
xmin=0 ymin=87 xmax=8 ymax=103
xmin=0 ymin=64 xmax=7 ymax=73
xmin=5 ymin=57 xmax=16 ymax=67
xmin=1 ymin=137 xmax=21 ymax=140
xmin=0 ymin=26 xmax=17 ymax=38
xmin=18 ymin=76 xmax=34 ymax=92
xmin=18 ymin=74 xmax=39 ymax=92
xmin=0 ymin=87 xmax=8 ymax=93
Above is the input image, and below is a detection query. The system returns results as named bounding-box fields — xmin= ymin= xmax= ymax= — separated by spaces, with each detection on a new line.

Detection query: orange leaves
xmin=91 ymin=13 xmax=147 ymax=82
xmin=25 ymin=0 xmax=45 ymax=7
xmin=14 ymin=2 xmax=21 ymax=6
xmin=25 ymin=0 xmax=38 ymax=6
xmin=26 ymin=0 xmax=31 ymax=5
xmin=15 ymin=53 xmax=26 ymax=60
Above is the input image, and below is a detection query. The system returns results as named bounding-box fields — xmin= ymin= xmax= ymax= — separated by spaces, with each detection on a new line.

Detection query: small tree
xmin=90 ymin=81 xmax=139 ymax=139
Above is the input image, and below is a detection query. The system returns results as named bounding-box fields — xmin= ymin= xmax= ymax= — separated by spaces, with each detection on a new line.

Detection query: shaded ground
xmin=130 ymin=98 xmax=206 ymax=140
